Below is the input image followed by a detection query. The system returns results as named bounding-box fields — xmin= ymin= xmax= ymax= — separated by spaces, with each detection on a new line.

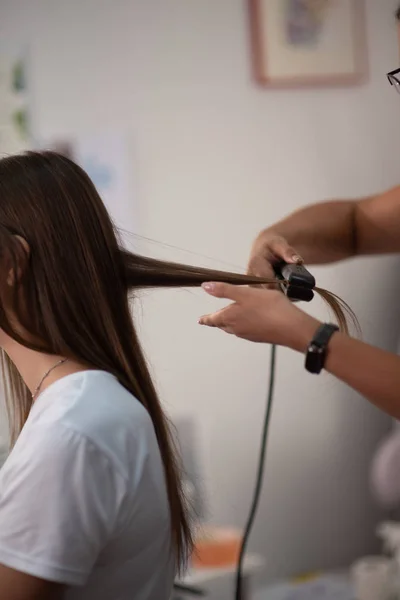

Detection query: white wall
xmin=2 ymin=0 xmax=400 ymax=580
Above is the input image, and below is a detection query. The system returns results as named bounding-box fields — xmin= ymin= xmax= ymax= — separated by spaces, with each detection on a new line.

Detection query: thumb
xmin=201 ymin=282 xmax=247 ymax=302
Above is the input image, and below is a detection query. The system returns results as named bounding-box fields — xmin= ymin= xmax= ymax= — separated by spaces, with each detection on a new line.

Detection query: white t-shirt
xmin=0 ymin=370 xmax=174 ymax=600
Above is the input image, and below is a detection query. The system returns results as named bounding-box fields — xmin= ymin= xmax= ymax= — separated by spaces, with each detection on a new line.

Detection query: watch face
xmin=306 ymin=344 xmax=325 ymax=374
xmin=308 ymin=344 xmax=324 ymax=354
xmin=306 ymin=324 xmax=337 ymax=374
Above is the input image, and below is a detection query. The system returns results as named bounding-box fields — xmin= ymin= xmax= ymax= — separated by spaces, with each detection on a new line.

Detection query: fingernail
xmin=198 ymin=318 xmax=204 ymax=325
xmin=202 ymin=282 xmax=215 ymax=292
xmin=292 ymin=255 xmax=303 ymax=264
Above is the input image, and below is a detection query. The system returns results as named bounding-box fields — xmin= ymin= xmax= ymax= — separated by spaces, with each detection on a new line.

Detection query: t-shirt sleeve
xmin=0 ymin=424 xmax=127 ymax=585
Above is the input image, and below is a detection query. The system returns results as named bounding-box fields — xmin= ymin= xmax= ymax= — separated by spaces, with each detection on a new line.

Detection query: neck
xmin=2 ymin=337 xmax=89 ymax=399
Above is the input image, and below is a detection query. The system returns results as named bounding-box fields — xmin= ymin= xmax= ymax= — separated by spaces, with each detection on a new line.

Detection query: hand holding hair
xmin=198 ymin=278 xmax=400 ymax=422
xmin=198 ymin=282 xmax=320 ymax=350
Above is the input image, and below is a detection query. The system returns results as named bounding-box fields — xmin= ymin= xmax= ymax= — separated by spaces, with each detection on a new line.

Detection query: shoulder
xmin=1 ymin=417 xmax=116 ymax=491
xmin=24 ymin=370 xmax=158 ymax=480
xmin=0 ymin=419 xmax=126 ymax=587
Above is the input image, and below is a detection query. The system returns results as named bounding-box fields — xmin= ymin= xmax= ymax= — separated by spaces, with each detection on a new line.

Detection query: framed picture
xmin=248 ymin=0 xmax=368 ymax=87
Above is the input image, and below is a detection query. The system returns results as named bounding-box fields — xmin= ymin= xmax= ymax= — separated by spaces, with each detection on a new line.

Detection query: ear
xmin=15 ymin=235 xmax=30 ymax=255
xmin=6 ymin=235 xmax=30 ymax=286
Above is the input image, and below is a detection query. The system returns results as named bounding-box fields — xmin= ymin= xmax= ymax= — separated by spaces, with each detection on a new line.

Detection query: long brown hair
xmin=0 ymin=151 xmax=356 ymax=571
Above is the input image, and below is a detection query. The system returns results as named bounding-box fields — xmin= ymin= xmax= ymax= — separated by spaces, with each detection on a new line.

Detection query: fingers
xmin=198 ymin=305 xmax=236 ymax=334
xmin=199 ymin=287 xmax=293 ymax=343
xmin=247 ymin=256 xmax=275 ymax=280
xmin=201 ymin=281 xmax=250 ymax=302
xmin=247 ymin=235 xmax=303 ymax=282
xmin=268 ymin=237 xmax=303 ymax=265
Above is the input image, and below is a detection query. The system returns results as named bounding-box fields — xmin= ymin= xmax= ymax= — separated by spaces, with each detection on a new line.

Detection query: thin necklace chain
xmin=32 ymin=358 xmax=68 ymax=401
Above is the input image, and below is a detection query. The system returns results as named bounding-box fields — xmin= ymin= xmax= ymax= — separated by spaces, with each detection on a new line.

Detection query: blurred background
xmin=2 ymin=1 xmax=400 ymax=598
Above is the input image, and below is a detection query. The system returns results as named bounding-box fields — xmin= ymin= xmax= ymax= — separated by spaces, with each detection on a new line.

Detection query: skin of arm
xmin=0 ymin=564 xmax=65 ymax=600
xmin=250 ymin=185 xmax=400 ymax=268
xmin=208 ymin=186 xmax=400 ymax=417
xmin=199 ymin=283 xmax=400 ymax=421
xmin=290 ymin=312 xmax=400 ymax=421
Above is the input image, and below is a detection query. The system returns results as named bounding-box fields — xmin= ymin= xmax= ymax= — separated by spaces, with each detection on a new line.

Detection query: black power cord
xmin=234 ymin=344 xmax=277 ymax=600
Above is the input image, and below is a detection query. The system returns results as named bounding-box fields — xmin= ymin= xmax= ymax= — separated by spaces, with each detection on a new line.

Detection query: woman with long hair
xmin=0 ymin=151 xmax=348 ymax=600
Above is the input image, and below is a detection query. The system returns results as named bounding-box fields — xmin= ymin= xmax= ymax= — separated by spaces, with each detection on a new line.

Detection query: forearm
xmin=293 ymin=317 xmax=400 ymax=420
xmin=264 ymin=200 xmax=358 ymax=265
xmin=325 ymin=334 xmax=400 ymax=419
xmin=261 ymin=185 xmax=400 ymax=264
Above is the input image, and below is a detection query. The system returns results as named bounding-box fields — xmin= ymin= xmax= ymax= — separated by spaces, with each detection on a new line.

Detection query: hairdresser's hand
xmin=199 ymin=282 xmax=319 ymax=349
xmin=247 ymin=232 xmax=303 ymax=281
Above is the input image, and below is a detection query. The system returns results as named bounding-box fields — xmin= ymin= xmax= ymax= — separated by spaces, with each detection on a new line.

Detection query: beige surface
xmin=179 ymin=553 xmax=265 ymax=585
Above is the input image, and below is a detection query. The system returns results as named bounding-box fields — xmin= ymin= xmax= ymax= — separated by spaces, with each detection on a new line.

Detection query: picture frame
xmin=396 ymin=4 xmax=400 ymax=59
xmin=248 ymin=0 xmax=368 ymax=88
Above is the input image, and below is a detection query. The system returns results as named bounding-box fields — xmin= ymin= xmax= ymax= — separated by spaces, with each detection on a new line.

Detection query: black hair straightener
xmin=273 ymin=261 xmax=316 ymax=302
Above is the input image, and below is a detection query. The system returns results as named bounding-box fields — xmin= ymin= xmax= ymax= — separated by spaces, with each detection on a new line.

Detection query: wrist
xmin=286 ymin=312 xmax=322 ymax=353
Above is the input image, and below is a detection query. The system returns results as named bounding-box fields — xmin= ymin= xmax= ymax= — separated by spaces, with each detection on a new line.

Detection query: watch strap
xmin=305 ymin=323 xmax=339 ymax=374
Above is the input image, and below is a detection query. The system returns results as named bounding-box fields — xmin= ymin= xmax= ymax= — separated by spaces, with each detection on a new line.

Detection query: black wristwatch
xmin=305 ymin=323 xmax=339 ymax=374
